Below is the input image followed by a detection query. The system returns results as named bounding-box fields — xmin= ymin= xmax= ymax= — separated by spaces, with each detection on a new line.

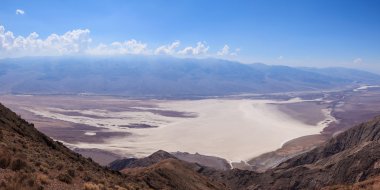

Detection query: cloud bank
xmin=0 ymin=25 xmax=238 ymax=58
xmin=16 ymin=9 xmax=25 ymax=15
xmin=178 ymin=42 xmax=209 ymax=55
xmin=353 ymin=58 xmax=363 ymax=64
xmin=217 ymin=45 xmax=240 ymax=56
xmin=0 ymin=26 xmax=91 ymax=57
xmin=88 ymin=40 xmax=147 ymax=55
xmin=154 ymin=40 xmax=180 ymax=55
xmin=217 ymin=45 xmax=230 ymax=56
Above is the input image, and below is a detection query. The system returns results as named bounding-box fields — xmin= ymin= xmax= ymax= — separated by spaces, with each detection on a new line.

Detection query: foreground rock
xmin=109 ymin=151 xmax=232 ymax=171
xmin=108 ymin=150 xmax=175 ymax=170
xmin=172 ymin=152 xmax=231 ymax=171
xmin=122 ymin=158 xmax=227 ymax=190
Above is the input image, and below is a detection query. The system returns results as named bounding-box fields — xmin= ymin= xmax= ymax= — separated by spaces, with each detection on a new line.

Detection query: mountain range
xmin=1 ymin=56 xmax=380 ymax=97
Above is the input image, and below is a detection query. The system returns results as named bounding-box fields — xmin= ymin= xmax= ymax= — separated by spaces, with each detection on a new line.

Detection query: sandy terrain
xmin=326 ymin=86 xmax=380 ymax=135
xmin=276 ymin=101 xmax=326 ymax=125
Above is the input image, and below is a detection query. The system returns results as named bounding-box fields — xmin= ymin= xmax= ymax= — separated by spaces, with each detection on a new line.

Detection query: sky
xmin=0 ymin=0 xmax=380 ymax=72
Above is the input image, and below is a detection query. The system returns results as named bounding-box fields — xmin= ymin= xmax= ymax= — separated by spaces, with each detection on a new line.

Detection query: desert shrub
xmin=36 ymin=174 xmax=50 ymax=185
xmin=0 ymin=150 xmax=12 ymax=169
xmin=0 ymin=129 xmax=3 ymax=141
xmin=27 ymin=178 xmax=35 ymax=186
xmin=78 ymin=165 xmax=84 ymax=171
xmin=41 ymin=135 xmax=56 ymax=150
xmin=68 ymin=169 xmax=76 ymax=177
xmin=83 ymin=173 xmax=92 ymax=182
xmin=11 ymin=158 xmax=27 ymax=171
xmin=0 ymin=180 xmax=6 ymax=188
xmin=57 ymin=173 xmax=72 ymax=184
xmin=35 ymin=161 xmax=41 ymax=167
xmin=83 ymin=182 xmax=101 ymax=190
xmin=56 ymin=163 xmax=64 ymax=170
xmin=115 ymin=185 xmax=128 ymax=190
xmin=3 ymin=179 xmax=27 ymax=190
xmin=39 ymin=167 xmax=45 ymax=173
xmin=3 ymin=173 xmax=39 ymax=190
xmin=15 ymin=153 xmax=27 ymax=160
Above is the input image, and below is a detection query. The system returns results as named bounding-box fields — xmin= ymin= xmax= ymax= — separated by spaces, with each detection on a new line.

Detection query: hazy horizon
xmin=1 ymin=55 xmax=379 ymax=75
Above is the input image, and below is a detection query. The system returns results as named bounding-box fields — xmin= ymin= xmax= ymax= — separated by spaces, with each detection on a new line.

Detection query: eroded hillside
xmin=0 ymin=103 xmax=225 ymax=190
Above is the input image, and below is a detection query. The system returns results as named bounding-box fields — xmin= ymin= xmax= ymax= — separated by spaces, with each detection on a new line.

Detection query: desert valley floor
xmin=2 ymin=85 xmax=380 ymax=167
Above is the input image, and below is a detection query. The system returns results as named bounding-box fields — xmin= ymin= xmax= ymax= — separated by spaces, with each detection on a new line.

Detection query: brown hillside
xmin=122 ymin=158 xmax=228 ymax=190
xmin=0 ymin=103 xmax=223 ymax=190
xmin=200 ymin=116 xmax=380 ymax=189
xmin=0 ymin=102 xmax=148 ymax=189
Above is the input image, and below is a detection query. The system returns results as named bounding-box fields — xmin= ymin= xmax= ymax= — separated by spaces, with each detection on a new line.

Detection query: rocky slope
xmin=0 ymin=103 xmax=225 ymax=190
xmin=199 ymin=116 xmax=380 ymax=189
xmin=109 ymin=150 xmax=175 ymax=171
xmin=109 ymin=151 xmax=231 ymax=171
xmin=172 ymin=152 xmax=231 ymax=171
xmin=122 ymin=159 xmax=227 ymax=190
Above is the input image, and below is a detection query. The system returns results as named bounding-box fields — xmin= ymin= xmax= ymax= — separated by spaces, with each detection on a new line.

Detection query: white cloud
xmin=178 ymin=42 xmax=209 ymax=55
xmin=0 ymin=25 xmax=239 ymax=59
xmin=16 ymin=9 xmax=25 ymax=15
xmin=353 ymin=58 xmax=363 ymax=64
xmin=154 ymin=40 xmax=180 ymax=55
xmin=0 ymin=25 xmax=92 ymax=57
xmin=217 ymin=45 xmax=230 ymax=56
xmin=217 ymin=45 xmax=240 ymax=56
xmin=88 ymin=39 xmax=147 ymax=55
xmin=0 ymin=25 xmax=148 ymax=57
xmin=230 ymin=48 xmax=240 ymax=56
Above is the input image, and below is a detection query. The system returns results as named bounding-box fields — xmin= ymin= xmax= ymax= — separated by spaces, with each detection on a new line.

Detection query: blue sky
xmin=0 ymin=0 xmax=380 ymax=71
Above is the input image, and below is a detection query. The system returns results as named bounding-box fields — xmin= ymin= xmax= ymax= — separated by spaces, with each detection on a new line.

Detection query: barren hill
xmin=199 ymin=116 xmax=380 ymax=189
xmin=0 ymin=103 xmax=225 ymax=190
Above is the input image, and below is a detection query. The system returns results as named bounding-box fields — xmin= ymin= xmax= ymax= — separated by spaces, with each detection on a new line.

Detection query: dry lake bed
xmin=2 ymin=86 xmax=380 ymax=164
